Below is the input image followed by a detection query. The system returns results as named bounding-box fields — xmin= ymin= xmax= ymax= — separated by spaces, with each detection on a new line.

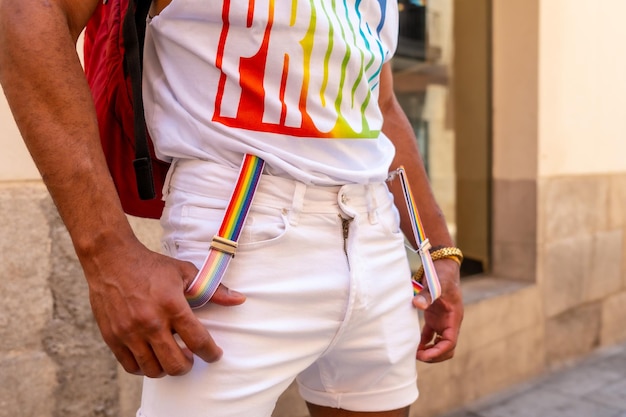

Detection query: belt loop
xmin=366 ymin=184 xmax=379 ymax=225
xmin=161 ymin=158 xmax=179 ymax=201
xmin=288 ymin=182 xmax=306 ymax=226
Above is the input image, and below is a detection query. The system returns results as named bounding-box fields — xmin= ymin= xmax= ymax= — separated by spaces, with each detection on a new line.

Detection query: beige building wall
xmin=418 ymin=0 xmax=626 ymax=416
xmin=539 ymin=0 xmax=626 ymax=176
xmin=493 ymin=0 xmax=626 ymax=180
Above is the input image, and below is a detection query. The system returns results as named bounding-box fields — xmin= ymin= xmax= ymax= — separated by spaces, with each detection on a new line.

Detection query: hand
xmin=81 ymin=238 xmax=245 ymax=378
xmin=413 ymin=258 xmax=463 ymax=363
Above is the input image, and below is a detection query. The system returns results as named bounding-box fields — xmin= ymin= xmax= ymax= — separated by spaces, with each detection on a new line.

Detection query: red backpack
xmin=83 ymin=0 xmax=168 ymax=219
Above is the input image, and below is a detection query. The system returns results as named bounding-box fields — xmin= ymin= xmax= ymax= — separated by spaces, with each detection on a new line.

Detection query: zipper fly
xmin=340 ymin=216 xmax=354 ymax=265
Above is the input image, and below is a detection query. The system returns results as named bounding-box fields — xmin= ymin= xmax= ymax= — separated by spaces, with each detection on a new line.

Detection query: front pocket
xmin=179 ymin=203 xmax=225 ymax=244
xmin=377 ymin=199 xmax=404 ymax=238
xmin=238 ymin=205 xmax=290 ymax=248
xmin=170 ymin=239 xmax=211 ymax=270
xmin=181 ymin=203 xmax=290 ymax=250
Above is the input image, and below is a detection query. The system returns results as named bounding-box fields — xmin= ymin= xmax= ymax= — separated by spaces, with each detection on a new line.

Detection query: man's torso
xmin=143 ymin=0 xmax=399 ymax=185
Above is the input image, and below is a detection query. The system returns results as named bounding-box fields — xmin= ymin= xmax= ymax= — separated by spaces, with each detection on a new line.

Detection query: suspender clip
xmin=417 ymin=238 xmax=431 ymax=255
xmin=211 ymin=235 xmax=238 ymax=257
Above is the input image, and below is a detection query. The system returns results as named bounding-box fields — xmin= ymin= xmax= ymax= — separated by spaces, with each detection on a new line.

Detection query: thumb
xmin=176 ymin=258 xmax=246 ymax=306
xmin=412 ymin=291 xmax=432 ymax=310
xmin=210 ymin=284 xmax=247 ymax=306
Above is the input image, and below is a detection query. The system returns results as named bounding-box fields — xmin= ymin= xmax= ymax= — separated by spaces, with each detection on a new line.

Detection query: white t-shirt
xmin=143 ymin=0 xmax=399 ymax=185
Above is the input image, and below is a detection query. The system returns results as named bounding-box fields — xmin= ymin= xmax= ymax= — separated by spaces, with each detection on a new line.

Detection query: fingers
xmin=144 ymin=291 xmax=224 ymax=372
xmin=174 ymin=261 xmax=238 ymax=362
xmin=412 ymin=292 xmax=432 ymax=310
xmin=173 ymin=309 xmax=224 ymax=364
xmin=178 ymin=259 xmax=246 ymax=307
xmin=94 ymin=287 xmax=223 ymax=377
xmin=417 ymin=339 xmax=456 ymax=363
xmin=103 ymin=312 xmax=197 ymax=377
xmin=210 ymin=284 xmax=247 ymax=306
xmin=418 ymin=326 xmax=435 ymax=351
xmin=417 ymin=330 xmax=456 ymax=363
xmin=146 ymin=331 xmax=197 ymax=376
xmin=108 ymin=311 xmax=221 ymax=376
xmin=85 ymin=248 xmax=236 ymax=378
xmin=129 ymin=344 xmax=166 ymax=378
xmin=109 ymin=344 xmax=142 ymax=375
xmin=414 ymin=260 xmax=464 ymax=363
xmin=416 ymin=327 xmax=458 ymax=363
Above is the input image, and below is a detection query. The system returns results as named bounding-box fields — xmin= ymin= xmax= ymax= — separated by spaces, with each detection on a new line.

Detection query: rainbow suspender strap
xmin=184 ymin=158 xmax=437 ymax=308
xmin=185 ymin=154 xmax=265 ymax=309
xmin=394 ymin=166 xmax=442 ymax=302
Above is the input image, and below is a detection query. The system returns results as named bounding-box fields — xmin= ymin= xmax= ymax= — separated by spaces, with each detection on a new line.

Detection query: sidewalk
xmin=440 ymin=341 xmax=626 ymax=417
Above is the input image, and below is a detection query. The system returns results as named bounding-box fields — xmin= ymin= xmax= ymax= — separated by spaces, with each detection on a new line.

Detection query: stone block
xmin=462 ymin=324 xmax=545 ymax=402
xmin=414 ymin=355 xmax=466 ymax=417
xmin=609 ymin=174 xmax=626 ymax=229
xmin=622 ymin=238 xmax=626 ymax=289
xmin=542 ymin=230 xmax=623 ymax=318
xmin=456 ymin=278 xmax=541 ymax=357
xmin=39 ymin=198 xmax=98 ymax=328
xmin=601 ymin=291 xmax=626 ymax=347
xmin=540 ymin=176 xmax=609 ymax=243
xmin=491 ymin=179 xmax=537 ymax=280
xmin=0 ymin=184 xmax=53 ymax=352
xmin=541 ymin=236 xmax=589 ymax=317
xmin=545 ymin=302 xmax=602 ymax=367
xmin=0 ymin=351 xmax=57 ymax=417
xmin=42 ymin=317 xmax=120 ymax=417
xmin=493 ymin=179 xmax=537 ymax=244
xmin=585 ymin=230 xmax=622 ymax=301
xmin=491 ymin=241 xmax=537 ymax=281
xmin=52 ymin=357 xmax=119 ymax=417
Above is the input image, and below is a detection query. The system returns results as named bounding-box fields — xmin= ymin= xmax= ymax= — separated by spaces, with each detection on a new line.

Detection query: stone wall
xmin=540 ymin=175 xmax=626 ymax=363
xmin=0 ymin=182 xmax=130 ymax=417
xmin=0 ymin=184 xmax=56 ymax=417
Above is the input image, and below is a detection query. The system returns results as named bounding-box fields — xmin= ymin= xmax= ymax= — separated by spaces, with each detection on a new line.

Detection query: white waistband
xmin=163 ymin=158 xmax=393 ymax=216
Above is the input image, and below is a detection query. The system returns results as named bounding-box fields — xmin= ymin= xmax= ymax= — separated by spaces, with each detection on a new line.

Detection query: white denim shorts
xmin=137 ymin=159 xmax=421 ymax=417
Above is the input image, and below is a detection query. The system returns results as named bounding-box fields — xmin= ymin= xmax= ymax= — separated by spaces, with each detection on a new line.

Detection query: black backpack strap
xmin=122 ymin=0 xmax=155 ymax=200
xmin=134 ymin=0 xmax=151 ymax=62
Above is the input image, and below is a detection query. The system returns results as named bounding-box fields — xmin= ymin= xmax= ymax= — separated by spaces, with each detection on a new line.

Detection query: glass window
xmin=392 ymin=0 xmax=491 ymax=277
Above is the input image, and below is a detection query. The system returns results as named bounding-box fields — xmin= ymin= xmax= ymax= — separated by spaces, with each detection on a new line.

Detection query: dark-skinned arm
xmin=378 ymin=62 xmax=463 ymax=363
xmin=0 ymin=0 xmax=243 ymax=377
